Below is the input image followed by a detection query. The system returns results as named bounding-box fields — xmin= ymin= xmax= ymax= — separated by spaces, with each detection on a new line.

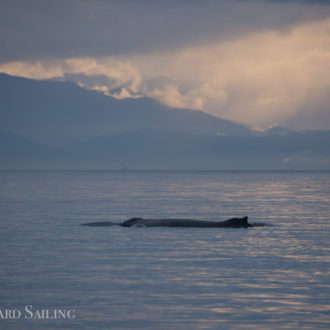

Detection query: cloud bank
xmin=1 ymin=0 xmax=330 ymax=130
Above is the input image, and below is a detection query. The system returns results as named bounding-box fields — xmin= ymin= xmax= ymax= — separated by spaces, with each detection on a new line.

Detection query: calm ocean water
xmin=0 ymin=171 xmax=329 ymax=329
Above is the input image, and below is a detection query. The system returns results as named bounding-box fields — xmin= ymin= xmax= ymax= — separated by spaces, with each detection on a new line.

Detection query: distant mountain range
xmin=0 ymin=73 xmax=329 ymax=170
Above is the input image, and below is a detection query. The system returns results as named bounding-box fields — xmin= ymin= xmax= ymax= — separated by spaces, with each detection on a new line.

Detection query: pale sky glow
xmin=1 ymin=0 xmax=330 ymax=130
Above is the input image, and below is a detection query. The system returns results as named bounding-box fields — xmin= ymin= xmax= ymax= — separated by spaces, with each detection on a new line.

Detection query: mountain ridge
xmin=0 ymin=73 xmax=253 ymax=146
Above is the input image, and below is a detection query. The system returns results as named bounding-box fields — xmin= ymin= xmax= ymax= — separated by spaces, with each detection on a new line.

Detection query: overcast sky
xmin=1 ymin=0 xmax=330 ymax=130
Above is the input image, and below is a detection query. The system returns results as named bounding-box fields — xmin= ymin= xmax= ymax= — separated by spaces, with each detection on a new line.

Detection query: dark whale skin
xmin=121 ymin=216 xmax=251 ymax=228
xmin=82 ymin=216 xmax=252 ymax=228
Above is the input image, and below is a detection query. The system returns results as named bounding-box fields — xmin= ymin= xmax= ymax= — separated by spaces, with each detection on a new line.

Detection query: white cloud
xmin=131 ymin=17 xmax=330 ymax=129
xmin=149 ymin=84 xmax=204 ymax=110
xmin=0 ymin=57 xmax=142 ymax=97
xmin=0 ymin=60 xmax=65 ymax=79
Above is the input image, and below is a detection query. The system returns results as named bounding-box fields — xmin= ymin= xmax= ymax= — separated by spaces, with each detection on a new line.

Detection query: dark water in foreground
xmin=0 ymin=171 xmax=329 ymax=329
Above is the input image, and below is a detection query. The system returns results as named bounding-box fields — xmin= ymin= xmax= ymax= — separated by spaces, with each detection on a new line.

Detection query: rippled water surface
xmin=0 ymin=171 xmax=329 ymax=329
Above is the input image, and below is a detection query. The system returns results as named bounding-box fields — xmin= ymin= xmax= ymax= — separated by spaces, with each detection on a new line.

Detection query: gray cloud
xmin=1 ymin=0 xmax=330 ymax=130
xmin=1 ymin=0 xmax=330 ymax=63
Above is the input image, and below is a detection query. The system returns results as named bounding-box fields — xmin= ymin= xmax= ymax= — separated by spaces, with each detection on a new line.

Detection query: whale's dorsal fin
xmin=122 ymin=217 xmax=144 ymax=227
xmin=222 ymin=216 xmax=251 ymax=227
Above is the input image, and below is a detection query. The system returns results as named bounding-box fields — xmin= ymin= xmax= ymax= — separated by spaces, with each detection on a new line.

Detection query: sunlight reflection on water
xmin=0 ymin=171 xmax=329 ymax=329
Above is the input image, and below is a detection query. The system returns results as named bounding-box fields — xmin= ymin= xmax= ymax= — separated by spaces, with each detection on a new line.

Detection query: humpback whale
xmin=82 ymin=216 xmax=252 ymax=228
